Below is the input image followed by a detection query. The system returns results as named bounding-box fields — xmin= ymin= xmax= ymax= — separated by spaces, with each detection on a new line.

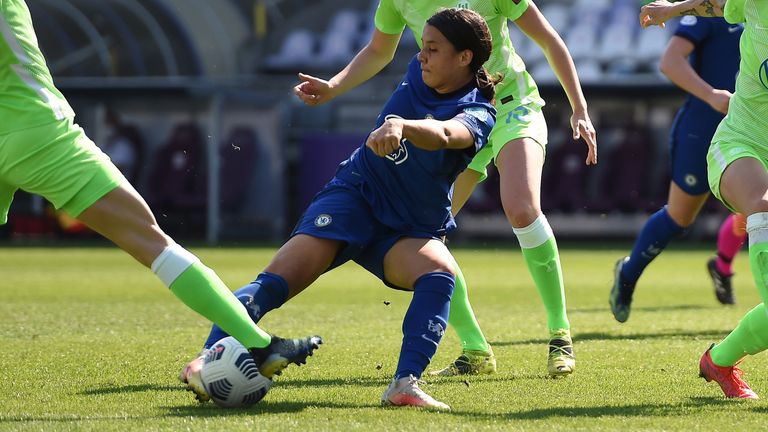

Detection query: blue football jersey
xmin=336 ymin=56 xmax=496 ymax=235
xmin=671 ymin=16 xmax=742 ymax=138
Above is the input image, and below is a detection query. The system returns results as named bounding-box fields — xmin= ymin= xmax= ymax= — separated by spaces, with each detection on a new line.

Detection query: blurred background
xmin=2 ymin=0 xmax=726 ymax=245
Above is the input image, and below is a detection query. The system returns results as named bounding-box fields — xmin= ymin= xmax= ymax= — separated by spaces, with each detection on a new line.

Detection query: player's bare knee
xmin=503 ymin=203 xmax=541 ymax=228
xmin=422 ymin=256 xmax=456 ymax=277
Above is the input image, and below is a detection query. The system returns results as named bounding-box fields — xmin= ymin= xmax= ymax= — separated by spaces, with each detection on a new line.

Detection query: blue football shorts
xmin=291 ymin=176 xmax=439 ymax=290
xmin=670 ymin=127 xmax=713 ymax=196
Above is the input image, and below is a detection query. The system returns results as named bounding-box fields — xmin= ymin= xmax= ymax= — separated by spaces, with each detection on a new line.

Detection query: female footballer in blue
xmin=181 ymin=8 xmax=497 ymax=410
xmin=609 ymin=15 xmax=745 ymax=322
xmin=294 ymin=0 xmax=597 ymax=379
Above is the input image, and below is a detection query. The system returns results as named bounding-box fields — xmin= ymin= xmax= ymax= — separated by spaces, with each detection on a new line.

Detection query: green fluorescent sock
xmin=711 ymin=240 xmax=768 ymax=366
xmin=447 ymin=255 xmax=490 ymax=352
xmin=711 ymin=304 xmax=768 ymax=366
xmin=520 ymin=237 xmax=570 ymax=332
xmin=170 ymin=262 xmax=272 ymax=349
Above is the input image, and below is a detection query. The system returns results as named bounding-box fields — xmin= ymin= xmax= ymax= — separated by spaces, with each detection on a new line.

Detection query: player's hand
xmin=366 ymin=118 xmax=404 ymax=157
xmin=707 ymin=89 xmax=732 ymax=114
xmin=639 ymin=1 xmax=675 ymax=29
xmin=571 ymin=109 xmax=597 ymax=165
xmin=293 ymin=73 xmax=335 ymax=106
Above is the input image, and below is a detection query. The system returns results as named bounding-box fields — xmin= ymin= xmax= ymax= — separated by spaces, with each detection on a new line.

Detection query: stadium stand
xmin=17 ymin=0 xmax=729 ymax=241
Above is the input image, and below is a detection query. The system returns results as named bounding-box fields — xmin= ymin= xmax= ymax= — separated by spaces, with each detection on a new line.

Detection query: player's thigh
xmin=451 ymin=168 xmax=483 ymax=216
xmin=382 ymin=237 xmax=454 ymax=290
xmin=494 ymin=137 xmax=545 ymax=227
xmin=264 ymin=234 xmax=343 ymax=297
xmin=77 ymin=183 xmax=170 ymax=267
xmin=492 ymin=105 xmax=546 ymax=223
xmin=719 ymin=157 xmax=768 ymax=215
xmin=709 ymin=140 xmax=768 ymax=214
xmin=282 ymin=179 xmax=374 ymax=294
xmin=0 ymin=119 xmax=125 ymax=219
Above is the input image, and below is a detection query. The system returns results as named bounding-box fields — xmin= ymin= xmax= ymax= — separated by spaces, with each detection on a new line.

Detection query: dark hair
xmin=426 ymin=8 xmax=502 ymax=101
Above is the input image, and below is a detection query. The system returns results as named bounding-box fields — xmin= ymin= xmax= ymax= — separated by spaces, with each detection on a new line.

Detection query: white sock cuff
xmin=512 ymin=214 xmax=554 ymax=249
xmin=747 ymin=213 xmax=768 ymax=247
xmin=151 ymin=243 xmax=201 ymax=287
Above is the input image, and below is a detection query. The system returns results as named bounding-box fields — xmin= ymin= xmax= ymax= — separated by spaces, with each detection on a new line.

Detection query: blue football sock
xmin=622 ymin=207 xmax=684 ymax=284
xmin=394 ymin=272 xmax=454 ymax=380
xmin=203 ymin=272 xmax=289 ymax=349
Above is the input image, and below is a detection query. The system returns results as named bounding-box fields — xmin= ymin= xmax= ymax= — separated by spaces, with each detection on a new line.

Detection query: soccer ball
xmin=200 ymin=336 xmax=272 ymax=408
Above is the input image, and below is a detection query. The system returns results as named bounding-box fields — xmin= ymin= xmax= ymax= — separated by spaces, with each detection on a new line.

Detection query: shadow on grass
xmin=162 ymin=400 xmax=380 ymax=417
xmin=79 ymin=377 xmax=390 ymax=395
xmin=1 ymin=396 xmax=747 ymax=423
xmin=80 ymin=383 xmax=179 ymax=395
xmin=267 ymin=375 xmax=552 ymax=389
xmin=275 ymin=376 xmax=388 ymax=389
xmin=750 ymin=405 xmax=768 ymax=414
xmin=449 ymin=396 xmax=740 ymax=420
xmin=491 ymin=328 xmax=730 ymax=347
xmin=0 ymin=401 xmax=380 ymax=423
xmin=272 ymin=373 xmax=555 ymax=389
xmin=166 ymin=395 xmax=753 ymax=418
xmin=570 ymin=304 xmax=721 ymax=314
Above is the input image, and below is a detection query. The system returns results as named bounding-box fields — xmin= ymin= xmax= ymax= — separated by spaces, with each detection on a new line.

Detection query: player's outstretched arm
xmin=640 ymin=0 xmax=725 ymax=28
xmin=514 ymin=2 xmax=597 ymax=165
xmin=365 ymin=118 xmax=474 ymax=156
xmin=293 ymin=29 xmax=401 ymax=106
xmin=660 ymin=36 xmax=732 ymax=114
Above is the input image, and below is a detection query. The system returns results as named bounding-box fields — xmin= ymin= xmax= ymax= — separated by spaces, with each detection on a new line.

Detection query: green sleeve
xmin=374 ymin=0 xmax=406 ymax=35
xmin=724 ymin=0 xmax=746 ymax=24
xmin=496 ymin=0 xmax=530 ymax=21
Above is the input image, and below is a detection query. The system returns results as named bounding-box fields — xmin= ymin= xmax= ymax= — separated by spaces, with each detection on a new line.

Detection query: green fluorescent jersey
xmin=374 ymin=0 xmax=545 ymax=107
xmin=713 ymin=0 xmax=768 ymax=148
xmin=0 ymin=0 xmax=74 ymax=135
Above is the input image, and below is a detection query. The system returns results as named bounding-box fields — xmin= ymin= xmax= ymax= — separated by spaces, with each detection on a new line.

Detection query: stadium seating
xmin=26 ymin=0 xmax=716 ymax=240
xmin=26 ymin=0 xmax=675 ymax=82
xmin=263 ymin=29 xmax=318 ymax=72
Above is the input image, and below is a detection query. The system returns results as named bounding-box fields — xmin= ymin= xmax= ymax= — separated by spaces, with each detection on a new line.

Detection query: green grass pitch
xmin=1 ymin=245 xmax=767 ymax=431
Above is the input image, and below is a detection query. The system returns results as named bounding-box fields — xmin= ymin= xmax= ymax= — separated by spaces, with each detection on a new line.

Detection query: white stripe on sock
xmin=512 ymin=214 xmax=554 ymax=249
xmin=151 ymin=243 xmax=200 ymax=287
xmin=748 ymin=213 xmax=768 ymax=247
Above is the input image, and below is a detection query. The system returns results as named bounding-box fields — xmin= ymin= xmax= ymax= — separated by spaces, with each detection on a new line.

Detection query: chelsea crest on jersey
xmin=337 ymin=56 xmax=496 ymax=236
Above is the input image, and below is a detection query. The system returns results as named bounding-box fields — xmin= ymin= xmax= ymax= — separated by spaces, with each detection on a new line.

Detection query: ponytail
xmin=475 ymin=67 xmax=503 ymax=103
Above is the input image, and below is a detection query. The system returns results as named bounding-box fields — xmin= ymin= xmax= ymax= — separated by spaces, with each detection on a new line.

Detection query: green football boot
xmin=548 ymin=328 xmax=575 ymax=378
xmin=428 ymin=348 xmax=497 ymax=376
